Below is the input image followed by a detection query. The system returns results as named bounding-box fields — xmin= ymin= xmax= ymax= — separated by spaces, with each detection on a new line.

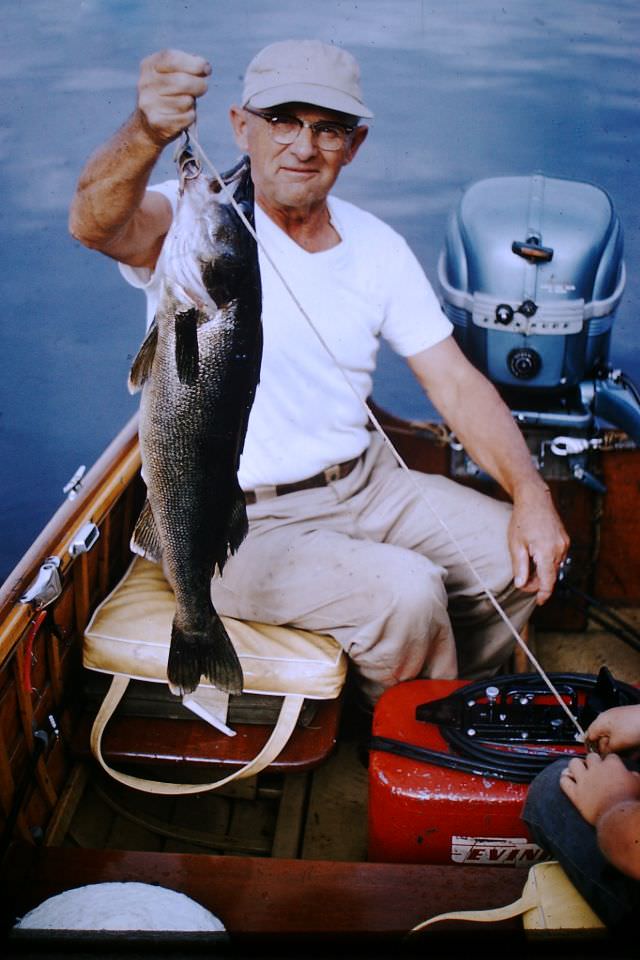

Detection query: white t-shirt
xmin=120 ymin=181 xmax=452 ymax=488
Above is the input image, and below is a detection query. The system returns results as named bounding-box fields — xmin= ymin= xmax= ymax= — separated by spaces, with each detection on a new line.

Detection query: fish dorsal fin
xmin=175 ymin=307 xmax=200 ymax=384
xmin=128 ymin=320 xmax=159 ymax=393
xmin=130 ymin=499 xmax=163 ymax=563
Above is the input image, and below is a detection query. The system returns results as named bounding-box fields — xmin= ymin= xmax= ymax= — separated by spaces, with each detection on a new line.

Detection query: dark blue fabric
xmin=522 ymin=757 xmax=640 ymax=930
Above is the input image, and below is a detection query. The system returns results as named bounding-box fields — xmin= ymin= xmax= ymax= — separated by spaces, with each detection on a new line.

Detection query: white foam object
xmin=15 ymin=882 xmax=226 ymax=932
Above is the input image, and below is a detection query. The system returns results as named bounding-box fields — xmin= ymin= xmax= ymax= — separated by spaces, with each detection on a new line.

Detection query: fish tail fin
xmin=167 ymin=613 xmax=244 ymax=696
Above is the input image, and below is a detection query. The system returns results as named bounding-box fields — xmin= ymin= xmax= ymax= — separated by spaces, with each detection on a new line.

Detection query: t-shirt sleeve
xmin=117 ymin=180 xmax=179 ymax=290
xmin=379 ymin=233 xmax=453 ymax=357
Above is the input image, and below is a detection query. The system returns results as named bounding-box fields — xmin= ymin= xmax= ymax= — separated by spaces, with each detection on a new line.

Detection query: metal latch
xmin=512 ymin=238 xmax=554 ymax=263
xmin=550 ymin=436 xmax=604 ymax=456
xmin=19 ymin=557 xmax=62 ymax=609
xmin=68 ymin=521 xmax=100 ymax=557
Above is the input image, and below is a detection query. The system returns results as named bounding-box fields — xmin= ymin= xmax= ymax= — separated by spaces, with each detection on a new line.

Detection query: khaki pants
xmin=212 ymin=433 xmax=536 ymax=704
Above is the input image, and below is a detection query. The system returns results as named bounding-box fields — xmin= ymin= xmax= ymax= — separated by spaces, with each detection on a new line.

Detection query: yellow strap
xmin=410 ymin=890 xmax=536 ymax=934
xmin=89 ymin=674 xmax=303 ymax=795
xmin=410 ymin=861 xmax=606 ymax=938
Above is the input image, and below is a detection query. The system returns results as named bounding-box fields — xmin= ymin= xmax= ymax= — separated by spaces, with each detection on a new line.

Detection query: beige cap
xmin=242 ymin=39 xmax=373 ymax=119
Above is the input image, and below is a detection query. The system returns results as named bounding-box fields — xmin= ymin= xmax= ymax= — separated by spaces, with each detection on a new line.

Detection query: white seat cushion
xmin=84 ymin=557 xmax=347 ymax=700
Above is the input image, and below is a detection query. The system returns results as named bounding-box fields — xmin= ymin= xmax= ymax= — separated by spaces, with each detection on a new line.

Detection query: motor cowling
xmin=438 ymin=174 xmax=625 ymax=400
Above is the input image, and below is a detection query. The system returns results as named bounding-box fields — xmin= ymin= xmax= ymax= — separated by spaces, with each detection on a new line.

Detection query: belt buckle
xmin=248 ymin=485 xmax=278 ymax=502
xmin=325 ymin=464 xmax=342 ymax=483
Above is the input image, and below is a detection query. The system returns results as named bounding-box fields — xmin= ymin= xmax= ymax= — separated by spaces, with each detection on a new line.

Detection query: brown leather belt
xmin=244 ymin=455 xmax=361 ymax=505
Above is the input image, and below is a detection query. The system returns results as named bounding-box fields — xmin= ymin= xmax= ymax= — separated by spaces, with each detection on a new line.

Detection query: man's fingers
xmin=148 ymin=49 xmax=212 ymax=77
xmin=511 ymin=545 xmax=552 ymax=605
xmin=150 ymin=105 xmax=198 ymax=134
xmin=532 ymin=552 xmax=556 ymax=605
xmin=512 ymin=544 xmax=531 ymax=589
xmin=137 ymin=49 xmax=212 ymax=145
xmin=512 ymin=542 xmax=563 ymax=604
xmin=153 ymin=72 xmax=210 ymax=99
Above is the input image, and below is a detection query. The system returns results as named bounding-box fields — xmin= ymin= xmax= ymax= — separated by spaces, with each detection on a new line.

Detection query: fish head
xmin=157 ymin=173 xmax=225 ymax=313
xmin=160 ymin=159 xmax=256 ymax=314
xmin=199 ymin=163 xmax=259 ymax=312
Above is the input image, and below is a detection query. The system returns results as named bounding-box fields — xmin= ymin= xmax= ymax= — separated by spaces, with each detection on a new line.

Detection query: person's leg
xmin=523 ymin=758 xmax=640 ymax=928
xmin=212 ymin=432 xmax=535 ymax=702
xmin=211 ymin=480 xmax=457 ymax=704
xmin=350 ymin=435 xmax=537 ymax=676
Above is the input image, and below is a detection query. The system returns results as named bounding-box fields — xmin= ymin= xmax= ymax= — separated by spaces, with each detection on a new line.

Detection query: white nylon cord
xmin=186 ymin=133 xmax=586 ymax=742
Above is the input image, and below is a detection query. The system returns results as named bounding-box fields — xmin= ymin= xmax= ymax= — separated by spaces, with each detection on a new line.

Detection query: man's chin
xmin=271 ymin=184 xmax=328 ymax=212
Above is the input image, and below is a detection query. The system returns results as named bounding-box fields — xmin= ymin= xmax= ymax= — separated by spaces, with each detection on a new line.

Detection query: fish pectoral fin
xmin=201 ymin=260 xmax=236 ymax=308
xmin=211 ymin=485 xmax=249 ymax=576
xmin=167 ymin=614 xmax=244 ymax=696
xmin=227 ymin=486 xmax=249 ymax=556
xmin=130 ymin=499 xmax=163 ymax=563
xmin=175 ymin=307 xmax=200 ymax=384
xmin=128 ymin=320 xmax=159 ymax=393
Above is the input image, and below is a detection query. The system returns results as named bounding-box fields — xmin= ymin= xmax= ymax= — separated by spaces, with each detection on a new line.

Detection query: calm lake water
xmin=1 ymin=0 xmax=639 ymax=582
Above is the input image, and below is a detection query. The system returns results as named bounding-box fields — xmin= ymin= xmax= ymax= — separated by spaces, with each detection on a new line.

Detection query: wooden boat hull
xmin=1 ymin=408 xmax=638 ymax=953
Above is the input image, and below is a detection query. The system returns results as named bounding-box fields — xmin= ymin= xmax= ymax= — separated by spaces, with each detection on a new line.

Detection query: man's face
xmin=229 ymin=102 xmax=368 ymax=216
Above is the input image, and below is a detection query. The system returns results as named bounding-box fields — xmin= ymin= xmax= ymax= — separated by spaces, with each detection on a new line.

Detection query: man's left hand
xmin=508 ymin=485 xmax=570 ymax=604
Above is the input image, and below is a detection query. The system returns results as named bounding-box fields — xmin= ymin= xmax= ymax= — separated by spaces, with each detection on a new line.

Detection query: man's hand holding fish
xmin=136 ymin=49 xmax=212 ymax=146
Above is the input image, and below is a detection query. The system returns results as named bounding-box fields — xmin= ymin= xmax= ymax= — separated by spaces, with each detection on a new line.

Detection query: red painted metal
xmin=368 ymin=680 xmax=545 ymax=866
xmin=22 ymin=610 xmax=47 ymax=693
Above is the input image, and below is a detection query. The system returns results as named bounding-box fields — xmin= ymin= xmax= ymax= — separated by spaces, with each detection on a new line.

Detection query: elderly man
xmin=69 ymin=39 xmax=569 ymax=705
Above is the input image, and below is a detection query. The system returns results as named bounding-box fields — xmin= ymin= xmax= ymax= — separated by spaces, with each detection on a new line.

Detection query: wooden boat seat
xmin=71 ymin=697 xmax=344 ymax=774
xmin=8 ymin=847 xmax=529 ymax=946
xmin=73 ymin=557 xmax=347 ymax=777
xmin=8 ymin=848 xmax=614 ymax=951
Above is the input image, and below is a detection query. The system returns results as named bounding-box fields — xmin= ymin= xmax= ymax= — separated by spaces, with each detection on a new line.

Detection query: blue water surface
xmin=1 ymin=0 xmax=638 ymax=582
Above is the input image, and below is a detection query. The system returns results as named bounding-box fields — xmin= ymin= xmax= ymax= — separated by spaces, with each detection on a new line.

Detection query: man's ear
xmin=342 ymin=124 xmax=368 ymax=167
xmin=229 ymin=105 xmax=249 ymax=151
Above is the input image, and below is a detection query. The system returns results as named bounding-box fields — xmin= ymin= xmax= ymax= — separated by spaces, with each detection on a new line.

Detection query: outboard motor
xmin=438 ymin=174 xmax=640 ymax=488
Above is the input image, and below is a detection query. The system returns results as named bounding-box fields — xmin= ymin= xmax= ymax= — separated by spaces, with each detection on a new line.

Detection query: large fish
xmin=128 ymin=147 xmax=262 ymax=696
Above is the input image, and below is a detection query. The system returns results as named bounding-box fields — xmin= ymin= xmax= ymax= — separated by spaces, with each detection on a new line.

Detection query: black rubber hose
xmin=370 ymin=672 xmax=640 ymax=783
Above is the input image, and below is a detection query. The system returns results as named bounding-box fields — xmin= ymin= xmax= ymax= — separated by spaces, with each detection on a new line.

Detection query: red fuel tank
xmin=368 ymin=679 xmax=561 ymax=867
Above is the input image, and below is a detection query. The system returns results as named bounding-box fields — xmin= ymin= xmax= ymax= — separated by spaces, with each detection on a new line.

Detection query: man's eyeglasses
xmin=244 ymin=107 xmax=357 ymax=151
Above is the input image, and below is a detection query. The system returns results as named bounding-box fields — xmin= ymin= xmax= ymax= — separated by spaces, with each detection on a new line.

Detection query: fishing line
xmin=185 ymin=130 xmax=586 ymax=743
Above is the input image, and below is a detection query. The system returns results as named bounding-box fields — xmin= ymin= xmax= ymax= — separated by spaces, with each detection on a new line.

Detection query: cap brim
xmin=245 ymin=82 xmax=373 ymax=119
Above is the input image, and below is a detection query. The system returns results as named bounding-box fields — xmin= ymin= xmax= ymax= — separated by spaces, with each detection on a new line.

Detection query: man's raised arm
xmin=68 ymin=49 xmax=211 ymax=269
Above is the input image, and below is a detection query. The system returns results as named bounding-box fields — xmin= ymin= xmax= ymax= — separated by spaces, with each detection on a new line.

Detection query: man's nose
xmin=289 ymin=124 xmax=318 ymax=159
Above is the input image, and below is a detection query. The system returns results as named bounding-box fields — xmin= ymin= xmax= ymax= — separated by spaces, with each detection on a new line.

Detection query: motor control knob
xmin=508 ymin=347 xmax=542 ymax=380
xmin=518 ymin=299 xmax=538 ymax=319
xmin=495 ymin=303 xmax=514 ymax=325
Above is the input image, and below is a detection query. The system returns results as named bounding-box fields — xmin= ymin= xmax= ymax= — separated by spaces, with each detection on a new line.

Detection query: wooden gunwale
xmin=0 ymin=413 xmax=141 ymax=671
